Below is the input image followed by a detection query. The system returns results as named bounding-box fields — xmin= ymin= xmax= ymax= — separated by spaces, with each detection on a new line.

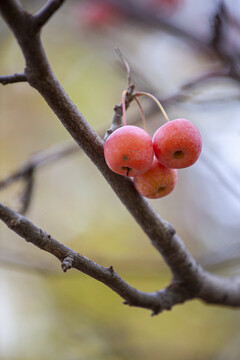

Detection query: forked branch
xmin=33 ymin=0 xmax=65 ymax=30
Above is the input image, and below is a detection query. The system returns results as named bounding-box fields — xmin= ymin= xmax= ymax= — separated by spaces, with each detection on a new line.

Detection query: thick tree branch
xmin=1 ymin=201 xmax=240 ymax=311
xmin=0 ymin=202 xmax=191 ymax=314
xmin=0 ymin=72 xmax=27 ymax=85
xmin=1 ymin=0 xmax=240 ymax=313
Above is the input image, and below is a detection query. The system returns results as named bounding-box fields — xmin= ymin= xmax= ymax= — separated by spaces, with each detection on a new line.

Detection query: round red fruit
xmin=104 ymin=125 xmax=154 ymax=177
xmin=153 ymin=118 xmax=202 ymax=169
xmin=133 ymin=158 xmax=177 ymax=199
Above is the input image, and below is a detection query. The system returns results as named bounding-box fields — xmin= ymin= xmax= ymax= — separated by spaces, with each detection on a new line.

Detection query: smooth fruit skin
xmin=133 ymin=158 xmax=178 ymax=199
xmin=104 ymin=125 xmax=154 ymax=177
xmin=153 ymin=118 xmax=202 ymax=169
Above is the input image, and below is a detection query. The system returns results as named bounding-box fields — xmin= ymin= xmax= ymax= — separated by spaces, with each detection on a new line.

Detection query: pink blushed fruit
xmin=133 ymin=158 xmax=177 ymax=199
xmin=104 ymin=125 xmax=154 ymax=177
xmin=153 ymin=118 xmax=202 ymax=169
xmin=75 ymin=1 xmax=123 ymax=29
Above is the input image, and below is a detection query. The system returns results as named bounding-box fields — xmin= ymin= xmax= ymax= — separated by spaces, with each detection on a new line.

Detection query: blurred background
xmin=1 ymin=0 xmax=240 ymax=359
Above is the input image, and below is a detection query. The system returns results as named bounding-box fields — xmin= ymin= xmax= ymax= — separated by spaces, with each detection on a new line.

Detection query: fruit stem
xmin=135 ymin=91 xmax=170 ymax=123
xmin=134 ymin=96 xmax=147 ymax=131
xmin=122 ymin=90 xmax=127 ymax=126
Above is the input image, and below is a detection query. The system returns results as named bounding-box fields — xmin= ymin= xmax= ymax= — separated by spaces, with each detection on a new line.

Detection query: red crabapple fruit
xmin=133 ymin=158 xmax=177 ymax=199
xmin=153 ymin=118 xmax=202 ymax=169
xmin=104 ymin=125 xmax=154 ymax=177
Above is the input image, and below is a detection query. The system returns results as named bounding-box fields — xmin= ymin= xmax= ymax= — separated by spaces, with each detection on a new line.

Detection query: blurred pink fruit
xmin=75 ymin=1 xmax=122 ymax=28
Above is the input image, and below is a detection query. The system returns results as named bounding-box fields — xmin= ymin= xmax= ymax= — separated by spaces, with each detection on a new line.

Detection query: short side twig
xmin=104 ymin=85 xmax=135 ymax=141
xmin=0 ymin=73 xmax=27 ymax=85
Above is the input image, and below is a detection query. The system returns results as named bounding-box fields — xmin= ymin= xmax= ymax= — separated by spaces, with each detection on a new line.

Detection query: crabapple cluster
xmin=104 ymin=96 xmax=202 ymax=199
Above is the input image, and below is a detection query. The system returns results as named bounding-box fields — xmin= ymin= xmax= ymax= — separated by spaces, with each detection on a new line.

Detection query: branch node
xmin=164 ymin=222 xmax=176 ymax=237
xmin=151 ymin=307 xmax=162 ymax=316
xmin=108 ymin=265 xmax=114 ymax=275
xmin=61 ymin=255 xmax=74 ymax=272
xmin=9 ymin=217 xmax=21 ymax=229
xmin=123 ymin=300 xmax=133 ymax=306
